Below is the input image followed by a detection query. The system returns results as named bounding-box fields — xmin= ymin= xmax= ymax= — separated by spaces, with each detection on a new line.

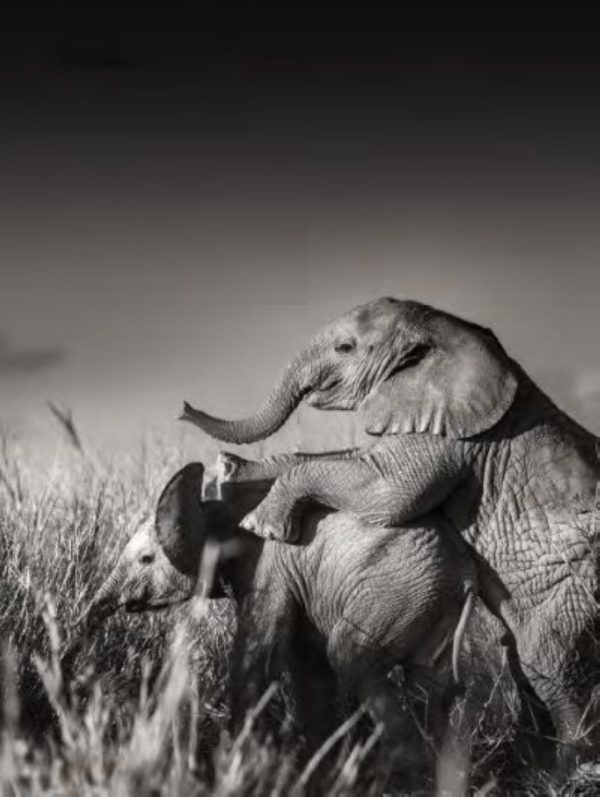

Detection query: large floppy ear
xmin=155 ymin=463 xmax=205 ymax=576
xmin=360 ymin=331 xmax=518 ymax=439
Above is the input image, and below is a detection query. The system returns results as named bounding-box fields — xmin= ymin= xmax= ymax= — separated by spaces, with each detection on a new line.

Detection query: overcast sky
xmin=2 ymin=13 xmax=600 ymax=451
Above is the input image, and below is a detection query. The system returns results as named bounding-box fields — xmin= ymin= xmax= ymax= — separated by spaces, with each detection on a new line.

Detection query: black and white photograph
xmin=2 ymin=9 xmax=600 ymax=795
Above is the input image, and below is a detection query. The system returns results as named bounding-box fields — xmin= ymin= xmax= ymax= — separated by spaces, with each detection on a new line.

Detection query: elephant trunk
xmin=73 ymin=563 xmax=126 ymax=640
xmin=60 ymin=565 xmax=124 ymax=682
xmin=180 ymin=351 xmax=316 ymax=444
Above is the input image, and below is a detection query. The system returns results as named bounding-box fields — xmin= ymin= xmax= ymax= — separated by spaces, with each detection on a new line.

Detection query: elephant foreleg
xmin=228 ymin=587 xmax=294 ymax=737
xmin=216 ymin=449 xmax=360 ymax=483
xmin=240 ymin=454 xmax=464 ymax=542
xmin=285 ymin=628 xmax=341 ymax=751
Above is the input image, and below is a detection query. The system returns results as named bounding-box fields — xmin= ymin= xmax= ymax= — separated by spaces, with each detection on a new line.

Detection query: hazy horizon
xmin=3 ymin=15 xmax=600 ymax=452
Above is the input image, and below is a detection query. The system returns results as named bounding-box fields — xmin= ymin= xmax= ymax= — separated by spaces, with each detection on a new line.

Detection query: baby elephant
xmin=74 ymin=458 xmax=477 ymax=757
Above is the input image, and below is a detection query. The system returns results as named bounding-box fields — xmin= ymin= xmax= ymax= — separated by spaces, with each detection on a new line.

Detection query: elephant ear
xmin=155 ymin=463 xmax=205 ymax=576
xmin=360 ymin=334 xmax=518 ymax=439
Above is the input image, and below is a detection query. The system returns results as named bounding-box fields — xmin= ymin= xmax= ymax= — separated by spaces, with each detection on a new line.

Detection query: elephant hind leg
xmin=404 ymin=660 xmax=473 ymax=796
xmin=514 ymin=600 xmax=594 ymax=765
xmin=326 ymin=622 xmax=400 ymax=736
xmin=326 ymin=625 xmax=437 ymax=788
xmin=353 ymin=670 xmax=435 ymax=790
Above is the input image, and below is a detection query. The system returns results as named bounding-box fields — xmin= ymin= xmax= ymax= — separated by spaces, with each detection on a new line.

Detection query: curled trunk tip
xmin=179 ymin=401 xmax=210 ymax=427
xmin=179 ymin=402 xmax=261 ymax=444
xmin=178 ymin=357 xmax=308 ymax=444
xmin=179 ymin=400 xmax=195 ymax=420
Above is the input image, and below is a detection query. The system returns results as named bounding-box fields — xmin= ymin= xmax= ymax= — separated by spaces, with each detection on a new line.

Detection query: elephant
xmin=72 ymin=457 xmax=477 ymax=767
xmin=180 ymin=296 xmax=600 ymax=754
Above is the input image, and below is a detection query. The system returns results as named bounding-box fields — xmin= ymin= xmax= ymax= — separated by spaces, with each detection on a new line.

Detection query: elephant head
xmin=71 ymin=462 xmax=267 ymax=642
xmin=181 ymin=297 xmax=519 ymax=442
xmin=76 ymin=463 xmax=225 ymax=635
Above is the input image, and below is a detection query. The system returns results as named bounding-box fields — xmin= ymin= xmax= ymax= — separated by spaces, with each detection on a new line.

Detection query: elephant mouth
xmin=306 ymin=376 xmax=344 ymax=406
xmin=124 ymin=595 xmax=191 ymax=614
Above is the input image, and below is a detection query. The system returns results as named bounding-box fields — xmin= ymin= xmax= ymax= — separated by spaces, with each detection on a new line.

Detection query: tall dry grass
xmin=0 ymin=418 xmax=598 ymax=795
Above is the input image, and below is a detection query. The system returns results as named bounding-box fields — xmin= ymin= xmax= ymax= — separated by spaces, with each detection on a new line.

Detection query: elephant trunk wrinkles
xmin=60 ymin=563 xmax=125 ymax=682
xmin=79 ymin=562 xmax=126 ymax=631
xmin=181 ymin=351 xmax=315 ymax=444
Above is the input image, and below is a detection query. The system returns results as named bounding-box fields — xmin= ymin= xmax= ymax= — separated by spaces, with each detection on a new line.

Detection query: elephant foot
xmin=240 ymin=498 xmax=298 ymax=543
xmin=216 ymin=451 xmax=251 ymax=482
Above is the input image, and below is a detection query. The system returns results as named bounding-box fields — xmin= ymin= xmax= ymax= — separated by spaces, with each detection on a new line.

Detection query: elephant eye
xmin=139 ymin=552 xmax=155 ymax=565
xmin=334 ymin=339 xmax=356 ymax=354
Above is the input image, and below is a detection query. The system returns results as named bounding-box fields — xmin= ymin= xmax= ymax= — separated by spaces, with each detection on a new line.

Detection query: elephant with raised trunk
xmin=181 ymin=297 xmax=600 ymax=754
xmin=72 ymin=458 xmax=476 ymax=764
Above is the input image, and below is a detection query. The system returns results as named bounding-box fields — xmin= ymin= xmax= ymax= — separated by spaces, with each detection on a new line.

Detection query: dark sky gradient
xmin=2 ymin=12 xmax=600 ymax=447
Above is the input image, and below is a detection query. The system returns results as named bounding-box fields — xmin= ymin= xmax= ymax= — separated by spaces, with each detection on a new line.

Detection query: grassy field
xmin=0 ymin=420 xmax=598 ymax=795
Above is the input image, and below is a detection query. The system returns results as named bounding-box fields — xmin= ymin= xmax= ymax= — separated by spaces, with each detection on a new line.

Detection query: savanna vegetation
xmin=0 ymin=414 xmax=599 ymax=795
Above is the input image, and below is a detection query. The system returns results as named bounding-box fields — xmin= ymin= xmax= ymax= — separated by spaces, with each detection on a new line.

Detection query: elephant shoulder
xmin=508 ymin=421 xmax=600 ymax=512
xmin=529 ymin=420 xmax=599 ymax=474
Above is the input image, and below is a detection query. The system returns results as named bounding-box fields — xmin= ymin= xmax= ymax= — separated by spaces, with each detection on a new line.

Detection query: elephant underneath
xmin=70 ymin=458 xmax=477 ymax=773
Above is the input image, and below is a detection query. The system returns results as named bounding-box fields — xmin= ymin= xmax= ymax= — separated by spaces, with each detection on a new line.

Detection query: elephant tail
xmin=452 ymin=586 xmax=476 ymax=687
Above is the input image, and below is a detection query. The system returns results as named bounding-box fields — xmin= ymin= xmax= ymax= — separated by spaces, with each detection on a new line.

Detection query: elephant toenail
xmin=241 ymin=514 xmax=255 ymax=530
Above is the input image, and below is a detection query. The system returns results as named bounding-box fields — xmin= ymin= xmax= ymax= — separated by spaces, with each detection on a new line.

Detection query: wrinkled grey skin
xmin=182 ymin=297 xmax=600 ymax=753
xmin=74 ymin=460 xmax=476 ymax=753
